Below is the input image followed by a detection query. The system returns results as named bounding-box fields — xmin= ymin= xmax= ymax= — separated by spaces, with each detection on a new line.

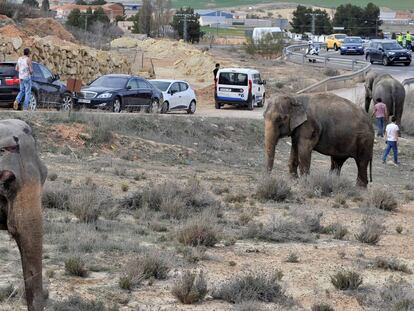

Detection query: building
xmin=124 ymin=2 xmax=142 ymax=18
xmin=51 ymin=3 xmax=124 ymax=22
xmin=229 ymin=18 xmax=272 ymax=28
xmin=118 ymin=21 xmax=134 ymax=33
xmin=195 ymin=10 xmax=233 ymax=19
xmin=380 ymin=10 xmax=411 ymax=25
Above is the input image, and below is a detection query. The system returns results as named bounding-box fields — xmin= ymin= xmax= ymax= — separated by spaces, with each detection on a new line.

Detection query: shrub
xmin=365 ymin=190 xmax=398 ymax=212
xmin=172 ymin=271 xmax=207 ymax=304
xmin=331 ymin=271 xmax=362 ymax=290
xmin=301 ymin=173 xmax=356 ymax=198
xmin=52 ymin=296 xmax=111 ymax=311
xmin=119 ymin=275 xmax=133 ymax=290
xmin=355 ymin=218 xmax=384 ymax=245
xmin=381 ymin=280 xmax=414 ymax=311
xmin=0 ymin=284 xmax=14 ymax=302
xmin=177 ymin=219 xmax=219 ymax=247
xmin=177 ymin=245 xmax=207 ymax=263
xmin=324 ymin=68 xmax=340 ymax=77
xmin=396 ymin=226 xmax=403 ymax=234
xmin=321 ymin=223 xmax=348 ymax=240
xmin=374 ymin=257 xmax=412 ymax=274
xmin=87 ymin=122 xmax=113 ymax=146
xmin=48 ymin=173 xmax=58 ymax=181
xmin=286 ymin=252 xmax=299 ymax=263
xmin=120 ymin=179 xmax=220 ymax=219
xmin=213 ymin=271 xmax=285 ymax=303
xmin=235 ymin=302 xmax=266 ymax=311
xmin=121 ymin=183 xmax=129 ymax=192
xmin=42 ymin=185 xmax=70 ymax=210
xmin=312 ymin=303 xmax=334 ymax=311
xmin=256 ymin=176 xmax=291 ymax=202
xmin=65 ymin=257 xmax=88 ymax=277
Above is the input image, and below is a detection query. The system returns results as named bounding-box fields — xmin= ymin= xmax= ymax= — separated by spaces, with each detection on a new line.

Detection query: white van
xmin=215 ymin=68 xmax=266 ymax=110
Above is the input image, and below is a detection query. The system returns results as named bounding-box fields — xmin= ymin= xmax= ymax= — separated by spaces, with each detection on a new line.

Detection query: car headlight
xmin=97 ymin=93 xmax=112 ymax=99
xmin=387 ymin=52 xmax=395 ymax=55
xmin=358 ymin=46 xmax=363 ymax=49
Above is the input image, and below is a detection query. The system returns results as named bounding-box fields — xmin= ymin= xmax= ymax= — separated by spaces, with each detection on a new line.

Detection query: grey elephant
xmin=0 ymin=119 xmax=47 ymax=311
xmin=402 ymin=89 xmax=414 ymax=135
xmin=364 ymin=71 xmax=405 ymax=125
xmin=264 ymin=93 xmax=374 ymax=187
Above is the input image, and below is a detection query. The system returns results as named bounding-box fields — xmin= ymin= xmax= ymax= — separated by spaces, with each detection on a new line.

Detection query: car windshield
xmin=89 ymin=76 xmax=128 ymax=88
xmin=336 ymin=34 xmax=346 ymax=40
xmin=219 ymin=72 xmax=248 ymax=86
xmin=150 ymin=81 xmax=170 ymax=91
xmin=383 ymin=42 xmax=403 ymax=50
xmin=344 ymin=37 xmax=362 ymax=43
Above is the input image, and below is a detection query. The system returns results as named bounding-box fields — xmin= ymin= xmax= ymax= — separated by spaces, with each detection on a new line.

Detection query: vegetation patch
xmin=331 ymin=270 xmax=363 ymax=290
xmin=172 ymin=270 xmax=207 ymax=304
xmin=255 ymin=176 xmax=292 ymax=202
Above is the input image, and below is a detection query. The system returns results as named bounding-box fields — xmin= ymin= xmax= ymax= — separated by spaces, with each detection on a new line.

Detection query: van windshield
xmin=219 ymin=72 xmax=248 ymax=86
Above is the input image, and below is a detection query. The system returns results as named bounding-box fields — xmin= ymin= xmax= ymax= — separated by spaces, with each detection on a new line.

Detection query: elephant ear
xmin=289 ymin=97 xmax=307 ymax=131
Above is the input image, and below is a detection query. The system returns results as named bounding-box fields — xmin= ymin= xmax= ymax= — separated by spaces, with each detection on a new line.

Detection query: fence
xmin=283 ymin=43 xmax=371 ymax=94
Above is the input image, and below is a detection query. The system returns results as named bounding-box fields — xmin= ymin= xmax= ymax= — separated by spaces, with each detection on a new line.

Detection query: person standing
xmin=406 ymin=31 xmax=412 ymax=49
xmin=382 ymin=116 xmax=400 ymax=166
xmin=372 ymin=98 xmax=388 ymax=137
xmin=213 ymin=63 xmax=220 ymax=83
xmin=397 ymin=33 xmax=404 ymax=46
xmin=13 ymin=48 xmax=33 ymax=111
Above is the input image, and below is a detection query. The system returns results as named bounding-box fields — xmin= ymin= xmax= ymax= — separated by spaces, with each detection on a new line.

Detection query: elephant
xmin=264 ymin=93 xmax=374 ymax=187
xmin=0 ymin=119 xmax=47 ymax=311
xmin=364 ymin=71 xmax=405 ymax=125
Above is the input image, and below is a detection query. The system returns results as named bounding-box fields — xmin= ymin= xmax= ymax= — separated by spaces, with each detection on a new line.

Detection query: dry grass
xmin=0 ymin=284 xmax=14 ymax=303
xmin=172 ymin=270 xmax=208 ymax=304
xmin=255 ymin=176 xmax=292 ymax=202
xmin=212 ymin=271 xmax=286 ymax=304
xmin=312 ymin=303 xmax=334 ymax=311
xmin=331 ymin=270 xmax=363 ymax=290
xmin=52 ymin=296 xmax=113 ymax=311
xmin=355 ymin=218 xmax=384 ymax=245
xmin=373 ymin=257 xmax=412 ymax=274
xmin=380 ymin=280 xmax=414 ymax=310
xmin=300 ymin=173 xmax=356 ymax=198
xmin=177 ymin=218 xmax=219 ymax=247
xmin=364 ymin=189 xmax=398 ymax=212
xmin=127 ymin=250 xmax=171 ymax=281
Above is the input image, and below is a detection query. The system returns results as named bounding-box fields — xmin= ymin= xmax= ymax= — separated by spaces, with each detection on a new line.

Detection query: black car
xmin=365 ymin=40 xmax=411 ymax=66
xmin=0 ymin=61 xmax=72 ymax=110
xmin=73 ymin=74 xmax=163 ymax=112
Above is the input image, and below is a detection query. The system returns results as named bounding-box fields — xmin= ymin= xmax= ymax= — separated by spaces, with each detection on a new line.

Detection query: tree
xmin=90 ymin=0 xmax=107 ymax=5
xmin=333 ymin=4 xmax=364 ymax=36
xmin=93 ymin=7 xmax=109 ymax=25
xmin=153 ymin=0 xmax=172 ymax=37
xmin=66 ymin=8 xmax=82 ymax=28
xmin=138 ymin=0 xmax=153 ymax=36
xmin=129 ymin=12 xmax=140 ymax=33
xmin=361 ymin=2 xmax=382 ymax=37
xmin=41 ymin=0 xmax=49 ymax=12
xmin=290 ymin=5 xmax=332 ymax=35
xmin=22 ymin=0 xmax=39 ymax=8
xmin=75 ymin=0 xmax=88 ymax=4
xmin=171 ymin=7 xmax=201 ymax=43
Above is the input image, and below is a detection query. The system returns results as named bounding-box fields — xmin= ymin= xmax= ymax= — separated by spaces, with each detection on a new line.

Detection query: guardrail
xmin=283 ymin=43 xmax=371 ymax=94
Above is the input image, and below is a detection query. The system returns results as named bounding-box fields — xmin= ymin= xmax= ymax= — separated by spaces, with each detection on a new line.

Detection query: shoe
xmin=13 ymin=100 xmax=19 ymax=110
xmin=382 ymin=160 xmax=386 ymax=164
xmin=392 ymin=162 xmax=400 ymax=167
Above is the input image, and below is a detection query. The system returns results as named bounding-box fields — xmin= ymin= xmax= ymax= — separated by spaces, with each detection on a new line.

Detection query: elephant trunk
xmin=264 ymin=118 xmax=279 ymax=172
xmin=8 ymin=180 xmax=44 ymax=311
xmin=364 ymin=88 xmax=372 ymax=112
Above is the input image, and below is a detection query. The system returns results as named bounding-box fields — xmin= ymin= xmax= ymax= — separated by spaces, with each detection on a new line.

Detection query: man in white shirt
xmin=13 ymin=48 xmax=33 ymax=110
xmin=382 ymin=116 xmax=400 ymax=165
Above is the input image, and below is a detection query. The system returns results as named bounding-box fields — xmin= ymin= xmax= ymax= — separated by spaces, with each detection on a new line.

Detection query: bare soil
xmin=0 ymin=111 xmax=413 ymax=311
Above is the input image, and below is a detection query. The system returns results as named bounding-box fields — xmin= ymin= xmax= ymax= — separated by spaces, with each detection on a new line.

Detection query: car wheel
xmin=334 ymin=44 xmax=338 ymax=51
xmin=257 ymin=94 xmax=265 ymax=108
xmin=187 ymin=100 xmax=196 ymax=114
xmin=112 ymin=97 xmax=122 ymax=113
xmin=146 ymin=99 xmax=158 ymax=113
xmin=366 ymin=54 xmax=373 ymax=64
xmin=60 ymin=93 xmax=73 ymax=111
xmin=215 ymin=101 xmax=221 ymax=109
xmin=247 ymin=97 xmax=254 ymax=111
xmin=28 ymin=92 xmax=37 ymax=111
xmin=382 ymin=56 xmax=389 ymax=66
xmin=404 ymin=62 xmax=411 ymax=66
xmin=161 ymin=101 xmax=169 ymax=114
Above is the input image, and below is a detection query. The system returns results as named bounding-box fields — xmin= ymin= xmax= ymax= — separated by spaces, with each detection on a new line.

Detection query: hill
xmin=172 ymin=0 xmax=413 ymax=11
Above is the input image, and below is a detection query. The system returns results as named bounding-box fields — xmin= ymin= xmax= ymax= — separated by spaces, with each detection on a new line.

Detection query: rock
xmin=225 ymin=126 xmax=235 ymax=131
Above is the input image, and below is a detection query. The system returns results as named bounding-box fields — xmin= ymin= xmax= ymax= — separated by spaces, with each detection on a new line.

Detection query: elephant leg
xmin=330 ymin=156 xmax=347 ymax=175
xmin=288 ymin=139 xmax=299 ymax=178
xmin=364 ymin=96 xmax=371 ymax=113
xmin=355 ymin=158 xmax=369 ymax=188
xmin=297 ymin=139 xmax=315 ymax=176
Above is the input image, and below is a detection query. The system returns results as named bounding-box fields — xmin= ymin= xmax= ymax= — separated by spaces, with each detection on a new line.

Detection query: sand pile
xmin=0 ymin=24 xmax=27 ymax=38
xmin=22 ymin=18 xmax=76 ymax=42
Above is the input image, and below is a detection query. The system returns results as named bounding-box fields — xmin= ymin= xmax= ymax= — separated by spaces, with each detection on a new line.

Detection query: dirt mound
xmin=22 ymin=18 xmax=76 ymax=42
xmin=0 ymin=24 xmax=26 ymax=38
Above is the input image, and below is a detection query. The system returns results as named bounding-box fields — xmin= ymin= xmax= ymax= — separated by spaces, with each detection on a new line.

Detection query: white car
xmin=149 ymin=79 xmax=197 ymax=114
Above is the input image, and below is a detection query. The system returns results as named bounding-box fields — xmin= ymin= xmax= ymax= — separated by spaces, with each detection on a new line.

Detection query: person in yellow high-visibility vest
xmin=406 ymin=31 xmax=412 ymax=50
xmin=397 ymin=33 xmax=404 ymax=46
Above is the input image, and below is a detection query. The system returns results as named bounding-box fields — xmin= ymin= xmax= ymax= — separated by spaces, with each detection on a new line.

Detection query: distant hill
xmin=171 ymin=0 xmax=413 ymax=11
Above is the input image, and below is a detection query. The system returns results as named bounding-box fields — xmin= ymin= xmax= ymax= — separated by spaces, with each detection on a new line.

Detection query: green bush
xmin=65 ymin=257 xmax=88 ymax=277
xmin=172 ymin=271 xmax=207 ymax=304
xmin=331 ymin=271 xmax=362 ymax=290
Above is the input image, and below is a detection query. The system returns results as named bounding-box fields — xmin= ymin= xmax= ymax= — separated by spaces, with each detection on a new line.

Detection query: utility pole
xmin=183 ymin=14 xmax=188 ymax=42
xmin=306 ymin=13 xmax=322 ymax=35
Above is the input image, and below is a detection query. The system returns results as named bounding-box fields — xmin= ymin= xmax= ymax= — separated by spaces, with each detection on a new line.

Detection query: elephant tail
xmin=369 ymin=159 xmax=373 ymax=183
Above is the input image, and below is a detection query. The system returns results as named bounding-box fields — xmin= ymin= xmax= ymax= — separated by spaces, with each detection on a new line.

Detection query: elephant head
xmin=0 ymin=119 xmax=47 ymax=311
xmin=264 ymin=95 xmax=307 ymax=172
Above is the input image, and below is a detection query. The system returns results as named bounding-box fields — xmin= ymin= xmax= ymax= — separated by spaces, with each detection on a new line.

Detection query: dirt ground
xmin=0 ymin=110 xmax=413 ymax=311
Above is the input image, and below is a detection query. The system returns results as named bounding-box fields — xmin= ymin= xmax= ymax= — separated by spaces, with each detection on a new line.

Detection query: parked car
xmin=0 ymin=61 xmax=72 ymax=110
xmin=149 ymin=79 xmax=196 ymax=114
xmin=215 ymin=68 xmax=266 ymax=110
xmin=365 ymin=40 xmax=411 ymax=66
xmin=339 ymin=36 xmax=364 ymax=55
xmin=73 ymin=74 xmax=163 ymax=112
xmin=326 ymin=33 xmax=347 ymax=51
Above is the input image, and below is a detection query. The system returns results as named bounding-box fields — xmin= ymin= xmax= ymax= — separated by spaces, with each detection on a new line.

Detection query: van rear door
xmin=217 ymin=72 xmax=249 ymax=102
